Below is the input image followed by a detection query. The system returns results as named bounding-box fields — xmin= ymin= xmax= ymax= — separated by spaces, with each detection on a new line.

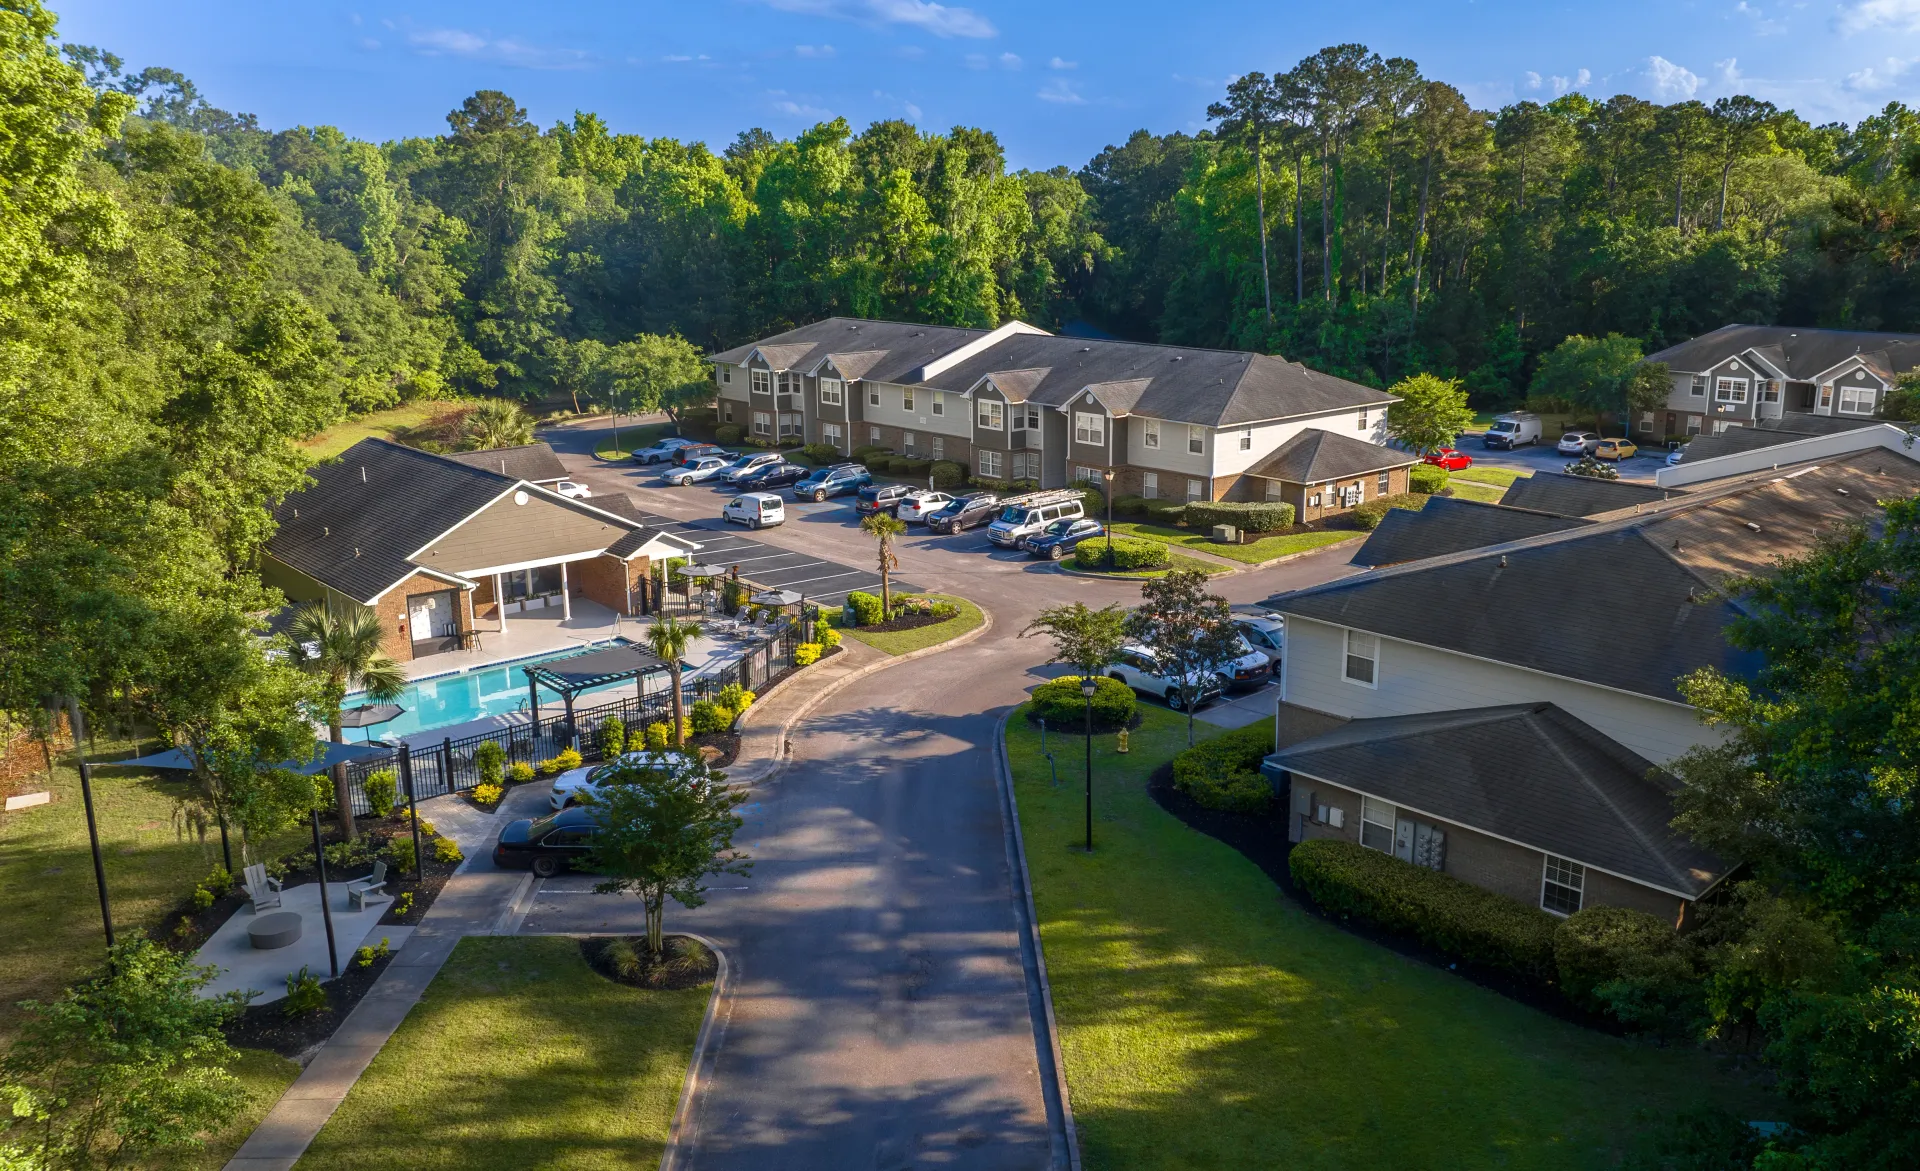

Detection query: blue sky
xmin=52 ymin=0 xmax=1920 ymax=168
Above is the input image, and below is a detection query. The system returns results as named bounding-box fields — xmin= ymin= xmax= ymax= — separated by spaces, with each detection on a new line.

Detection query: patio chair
xmin=242 ymin=863 xmax=283 ymax=913
xmin=346 ymin=860 xmax=390 ymax=911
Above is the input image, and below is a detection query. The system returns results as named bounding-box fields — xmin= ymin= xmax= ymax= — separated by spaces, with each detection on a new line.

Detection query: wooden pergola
xmin=524 ymin=644 xmax=671 ymax=738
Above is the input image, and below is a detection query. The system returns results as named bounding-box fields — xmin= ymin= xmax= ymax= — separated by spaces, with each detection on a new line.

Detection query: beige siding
xmin=1208 ymin=413 xmax=1392 ymax=478
xmin=860 ymin=380 xmax=971 ymax=440
xmin=412 ymin=493 xmax=628 ymax=578
xmin=1279 ymin=615 xmax=1718 ymax=764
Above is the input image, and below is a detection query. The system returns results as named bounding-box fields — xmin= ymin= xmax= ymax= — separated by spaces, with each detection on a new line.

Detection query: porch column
xmin=494 ymin=573 xmax=508 ymax=633
xmin=560 ymin=561 xmax=572 ymax=620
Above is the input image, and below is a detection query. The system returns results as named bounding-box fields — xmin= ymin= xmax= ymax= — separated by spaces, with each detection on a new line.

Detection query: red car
xmin=1423 ymin=447 xmax=1474 ymax=471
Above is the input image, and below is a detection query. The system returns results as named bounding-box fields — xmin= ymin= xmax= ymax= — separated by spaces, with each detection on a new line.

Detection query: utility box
xmin=1212 ymin=524 xmax=1239 ymax=544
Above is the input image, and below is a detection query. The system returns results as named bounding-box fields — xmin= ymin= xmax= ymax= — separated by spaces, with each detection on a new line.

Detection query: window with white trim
xmin=751 ymin=370 xmax=771 ymax=395
xmin=1840 ymin=384 xmax=1877 ymax=414
xmin=1714 ymin=377 xmax=1748 ymax=404
xmin=1141 ymin=472 xmax=1159 ymax=499
xmin=1142 ymin=418 xmax=1160 ymax=449
xmin=1186 ymin=478 xmax=1205 ymax=502
xmin=903 ymin=387 xmax=915 ymax=412
xmin=978 ymin=400 xmax=1004 ymax=430
xmin=1360 ymin=796 xmax=1396 ymax=853
xmin=721 ymin=366 xmax=731 ymax=383
xmin=1239 ymin=429 xmax=1253 ymax=450
xmin=819 ymin=378 xmax=843 ymax=406
xmin=752 ymin=411 xmax=772 ymax=436
xmin=1541 ymin=855 xmax=1584 ymax=915
xmin=1264 ymin=479 xmax=1283 ymax=501
xmin=822 ymin=422 xmax=842 ymax=445
xmin=868 ymin=383 xmax=881 ymax=407
xmin=722 ymin=401 xmax=736 ymax=423
xmin=931 ymin=392 xmax=944 ymax=416
xmin=1818 ymin=384 xmax=1833 ymax=410
xmin=1075 ymin=411 xmax=1104 ymax=445
xmin=1343 ymin=629 xmax=1378 ymax=686
xmin=1075 ymin=465 xmax=1103 ymax=485
xmin=1378 ymin=470 xmax=1390 ymax=494
xmin=903 ymin=431 xmax=917 ymax=454
xmin=1761 ymin=380 xmax=1780 ymax=404
xmin=1357 ymin=409 xmax=1369 ymax=431
xmin=1014 ymin=452 xmax=1041 ymax=479
xmin=1188 ymin=425 xmax=1206 ymax=455
xmin=931 ymin=436 xmax=944 ymax=459
xmin=869 ymin=426 xmax=881 ymax=444
xmin=1689 ymin=374 xmax=1707 ymax=397
xmin=979 ymin=449 xmax=1003 ymax=478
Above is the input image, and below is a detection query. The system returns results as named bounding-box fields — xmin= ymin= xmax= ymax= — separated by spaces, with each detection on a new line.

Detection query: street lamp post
xmin=1103 ymin=469 xmax=1115 ymax=561
xmin=64 ymin=699 xmax=115 ymax=955
xmin=1081 ymin=676 xmax=1097 ymax=852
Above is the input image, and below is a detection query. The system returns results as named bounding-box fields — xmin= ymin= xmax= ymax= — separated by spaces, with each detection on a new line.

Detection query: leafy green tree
xmin=0 ymin=940 xmax=248 ymax=1171
xmin=1383 ymin=372 xmax=1475 ymax=452
xmin=459 ymin=399 xmax=535 ymax=450
xmin=287 ymin=603 xmax=406 ymax=839
xmin=1208 ymin=72 xmax=1281 ymax=320
xmin=1125 ymin=570 xmax=1243 ymax=746
xmin=1020 ymin=602 xmax=1129 ymax=682
xmin=643 ymin=616 xmax=702 ymax=748
xmin=606 ymin=333 xmax=709 ymax=427
xmin=1530 ymin=334 xmax=1655 ymax=432
xmin=585 ymin=754 xmax=749 ymax=960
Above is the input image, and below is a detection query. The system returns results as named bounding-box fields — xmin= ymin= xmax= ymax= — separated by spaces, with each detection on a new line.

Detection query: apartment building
xmin=708 ymin=318 xmax=1400 ymax=508
xmin=1642 ymin=323 xmax=1920 ymax=441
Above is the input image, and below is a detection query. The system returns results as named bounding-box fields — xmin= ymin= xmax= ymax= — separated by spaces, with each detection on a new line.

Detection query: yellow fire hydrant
xmin=1116 ymin=729 xmax=1130 ymax=754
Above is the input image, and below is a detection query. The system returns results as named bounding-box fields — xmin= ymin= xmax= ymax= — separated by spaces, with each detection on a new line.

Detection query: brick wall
xmin=574 ymin=553 xmax=647 ymax=616
xmin=372 ymin=572 xmax=474 ymax=662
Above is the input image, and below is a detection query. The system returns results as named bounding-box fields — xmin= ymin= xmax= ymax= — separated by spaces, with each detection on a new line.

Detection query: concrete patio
xmin=193 ymin=883 xmax=411 ymax=1006
xmin=401 ymin=596 xmax=635 ymax=680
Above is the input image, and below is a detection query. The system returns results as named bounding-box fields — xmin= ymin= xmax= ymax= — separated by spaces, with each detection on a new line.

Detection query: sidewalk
xmin=223 ymin=783 xmax=546 ymax=1171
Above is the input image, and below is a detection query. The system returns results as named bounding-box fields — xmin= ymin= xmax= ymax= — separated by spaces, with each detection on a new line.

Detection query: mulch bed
xmin=223 ymin=950 xmax=398 ymax=1058
xmin=580 ymin=935 xmax=718 ymax=991
xmin=856 ymin=611 xmax=948 ymax=634
xmin=1143 ymin=761 xmax=1619 ymax=1033
xmin=691 ymin=732 xmax=740 ymax=769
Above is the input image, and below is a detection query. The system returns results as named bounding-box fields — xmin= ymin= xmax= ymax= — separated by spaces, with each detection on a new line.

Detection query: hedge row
xmin=1351 ymin=492 xmax=1429 ymax=530
xmin=1184 ymin=500 xmax=1296 ymax=533
xmin=1076 ymin=535 xmax=1171 ymax=571
xmin=1030 ymin=676 xmax=1136 ymax=731
xmin=1408 ymin=464 xmax=1449 ymax=494
xmin=1171 ymin=721 xmax=1276 ymax=814
xmin=1289 ymin=838 xmax=1560 ymax=982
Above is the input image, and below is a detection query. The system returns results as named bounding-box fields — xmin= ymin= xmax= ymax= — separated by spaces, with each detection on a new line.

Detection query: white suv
xmin=896 ymin=490 xmax=955 ymax=523
xmin=1105 ymin=646 xmax=1225 ymax=711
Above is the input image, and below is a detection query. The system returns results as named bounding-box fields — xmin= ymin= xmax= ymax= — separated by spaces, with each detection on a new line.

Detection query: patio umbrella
xmin=113 ymin=740 xmax=391 ymax=775
xmin=676 ymin=563 xmax=727 ymax=579
xmin=751 ymin=589 xmax=803 ymax=607
xmin=338 ymin=703 xmax=405 ymax=742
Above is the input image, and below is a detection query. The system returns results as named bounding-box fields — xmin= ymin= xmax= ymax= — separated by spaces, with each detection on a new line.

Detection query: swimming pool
xmin=347 ymin=640 xmax=638 ymax=739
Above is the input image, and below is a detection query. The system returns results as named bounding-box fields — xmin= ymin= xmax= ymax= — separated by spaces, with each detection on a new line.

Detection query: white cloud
xmin=1036 ymin=78 xmax=1085 ymax=104
xmin=767 ymin=90 xmax=833 ymax=118
xmin=1577 ymin=67 xmax=1592 ymax=87
xmin=1715 ymin=57 xmax=1742 ymax=85
xmin=1846 ymin=56 xmax=1915 ymax=90
xmin=664 ymin=53 xmax=694 ymax=62
xmin=357 ymin=36 xmax=381 ymax=51
xmin=1644 ymin=55 xmax=1702 ymax=99
xmin=1049 ymin=56 xmax=1076 ymax=69
xmin=407 ymin=27 xmax=591 ymax=69
xmin=999 ymin=52 xmax=1022 ymax=69
xmin=1523 ymin=70 xmax=1542 ymax=90
xmin=905 ymin=101 xmax=923 ymax=119
xmin=794 ymin=44 xmax=836 ymax=57
xmin=1734 ymin=1 xmax=1788 ymax=34
xmin=1838 ymin=0 xmax=1920 ymax=32
xmin=759 ymin=0 xmax=996 ymax=39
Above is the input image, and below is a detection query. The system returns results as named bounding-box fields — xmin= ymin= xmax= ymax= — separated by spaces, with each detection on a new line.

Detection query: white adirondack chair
xmin=242 ymin=863 xmax=283 ymax=913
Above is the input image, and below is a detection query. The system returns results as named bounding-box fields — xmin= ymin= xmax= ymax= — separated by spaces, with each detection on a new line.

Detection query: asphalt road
xmin=1453 ymin=430 xmax=1665 ymax=483
xmin=526 ymin=420 xmax=1361 ymax=1168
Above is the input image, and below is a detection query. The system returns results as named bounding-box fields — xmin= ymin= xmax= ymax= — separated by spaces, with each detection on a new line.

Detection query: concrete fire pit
xmin=247 ymin=911 xmax=303 ymax=951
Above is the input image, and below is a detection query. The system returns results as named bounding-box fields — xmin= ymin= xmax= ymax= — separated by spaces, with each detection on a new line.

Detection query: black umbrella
xmin=339 ymin=703 xmax=405 ymax=741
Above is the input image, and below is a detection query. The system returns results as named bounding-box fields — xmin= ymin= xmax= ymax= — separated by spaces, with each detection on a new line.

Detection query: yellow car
xmin=1594 ymin=438 xmax=1638 ymax=461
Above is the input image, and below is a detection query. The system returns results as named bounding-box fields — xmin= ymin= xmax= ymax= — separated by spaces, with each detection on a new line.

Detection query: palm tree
xmin=644 ymin=615 xmax=703 ymax=748
xmin=461 ymin=398 xmax=535 ymax=450
xmin=288 ymin=603 xmax=407 ymax=840
xmin=861 ymin=513 xmax=906 ymax=618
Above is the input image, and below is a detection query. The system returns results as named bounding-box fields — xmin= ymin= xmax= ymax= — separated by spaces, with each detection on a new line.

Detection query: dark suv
xmin=672 ymin=443 xmax=728 ymax=466
xmin=1023 ymin=517 xmax=1105 ymax=561
xmin=793 ymin=463 xmax=872 ymax=502
xmin=854 ymin=482 xmax=914 ymax=516
xmin=926 ymin=491 xmax=1000 ymax=534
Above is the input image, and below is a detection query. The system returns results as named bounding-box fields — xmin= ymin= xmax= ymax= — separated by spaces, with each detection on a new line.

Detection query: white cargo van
xmin=722 ymin=492 xmax=785 ymax=529
xmin=1482 ymin=411 xmax=1543 ymax=449
xmin=986 ymin=489 xmax=1085 ymax=547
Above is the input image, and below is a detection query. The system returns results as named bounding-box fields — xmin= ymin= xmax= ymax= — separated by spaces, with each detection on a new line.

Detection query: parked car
xmin=793 ymin=463 xmax=872 ymax=502
xmin=553 ymin=480 xmax=592 ymax=500
xmin=671 ymin=443 xmax=729 ymax=466
xmin=854 ymin=482 xmax=914 ymax=516
xmin=493 ymin=805 xmax=600 ymax=877
xmin=1666 ymin=442 xmax=1689 ymax=467
xmin=1422 ymin=447 xmax=1474 ymax=471
xmin=986 ymin=490 xmax=1086 ymax=547
xmin=895 ymin=490 xmax=955 ymax=523
xmin=1557 ymin=430 xmax=1601 ymax=456
xmin=1104 ymin=645 xmax=1224 ymax=712
xmin=548 ymin=750 xmax=699 ymax=813
xmin=723 ymin=491 xmax=786 ymax=529
xmin=722 ymin=451 xmax=784 ymax=484
xmin=1218 ymin=634 xmax=1274 ymax=690
xmin=1482 ymin=412 xmax=1542 ymax=449
xmin=738 ymin=460 xmax=809 ymax=490
xmin=1232 ymin=613 xmax=1286 ymax=668
xmin=925 ymin=491 xmax=1000 ymax=533
xmin=1022 ymin=517 xmax=1105 ymax=561
xmin=1594 ymin=437 xmax=1639 ymax=461
xmin=664 ymin=456 xmax=731 ymax=486
xmin=631 ymin=437 xmax=697 ymax=465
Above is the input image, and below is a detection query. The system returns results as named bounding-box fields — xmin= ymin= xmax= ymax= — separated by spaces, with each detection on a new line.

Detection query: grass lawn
xmin=1069 ymin=547 xmax=1231 ymax=578
xmin=1450 ymin=465 xmax=1528 ymax=489
xmin=1446 ymin=480 xmax=1508 ymax=504
xmin=592 ymin=421 xmax=672 ymax=460
xmin=1007 ymin=706 xmax=1771 ymax=1170
xmin=0 ymin=753 xmax=305 ymax=1048
xmin=141 ymin=1047 xmax=301 ymax=1171
xmin=829 ymin=593 xmax=984 ymax=656
xmin=298 ymin=400 xmax=465 ymax=459
xmin=1111 ymin=521 xmax=1359 ymax=565
xmin=296 ymin=936 xmax=710 ymax=1171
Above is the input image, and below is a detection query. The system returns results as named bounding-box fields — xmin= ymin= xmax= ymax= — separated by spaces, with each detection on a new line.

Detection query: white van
xmin=722 ymin=492 xmax=785 ymax=529
xmin=1483 ymin=411 xmax=1543 ymax=449
xmin=986 ymin=490 xmax=1086 ymax=547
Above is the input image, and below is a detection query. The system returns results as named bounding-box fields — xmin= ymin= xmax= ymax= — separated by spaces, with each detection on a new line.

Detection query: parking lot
xmin=1454 ymin=429 xmax=1664 ymax=483
xmin=624 ymin=500 xmax=918 ymax=605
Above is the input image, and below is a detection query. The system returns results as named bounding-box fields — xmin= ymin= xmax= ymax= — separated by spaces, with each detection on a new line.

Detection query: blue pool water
xmin=348 ymin=639 xmax=638 ymax=739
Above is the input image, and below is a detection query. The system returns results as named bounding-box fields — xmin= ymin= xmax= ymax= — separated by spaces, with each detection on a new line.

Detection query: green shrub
xmin=1351 ymin=492 xmax=1429 ymax=530
xmin=715 ymin=682 xmax=755 ymax=717
xmin=508 ymin=761 xmax=535 ymax=785
xmin=387 ymin=836 xmax=417 ymax=874
xmin=473 ymin=782 xmax=503 ymax=807
xmin=283 ymin=966 xmax=327 ymax=1016
xmin=473 ymin=739 xmax=506 ymax=787
xmin=433 ymin=836 xmax=464 ymax=864
xmin=818 ymin=624 xmax=841 ymax=649
xmin=714 ymin=424 xmax=743 ymax=445
xmin=722 ymin=577 xmax=745 ymax=615
xmin=598 ymin=717 xmax=626 ymax=758
xmin=1408 ymin=464 xmax=1449 ymax=494
xmin=689 ymin=699 xmax=731 ymax=734
xmin=1072 ymin=479 xmax=1105 ymax=517
xmin=794 ymin=643 xmax=822 ymax=667
xmin=1078 ymin=536 xmax=1171 ymax=572
xmin=1289 ymin=839 xmax=1560 ymax=982
xmin=1172 ymin=722 xmax=1277 ymax=813
xmin=1111 ymin=493 xmax=1149 ymax=515
xmin=929 ymin=460 xmax=965 ymax=489
xmin=643 ymin=722 xmax=669 ymax=750
xmin=1143 ymin=499 xmax=1187 ymax=523
xmin=1553 ymin=905 xmax=1703 ymax=1033
xmin=900 ymin=457 xmax=932 ymax=476
xmin=802 ymin=442 xmax=840 ymax=465
xmin=355 ymin=937 xmax=391 ymax=969
xmin=1029 ymin=676 xmax=1136 ymax=731
xmin=190 ymin=885 xmax=216 ymax=911
xmin=846 ymin=590 xmax=884 ymax=626
xmin=362 ymin=769 xmax=398 ymax=819
xmin=1185 ymin=500 xmax=1296 ymax=533
xmin=203 ymin=865 xmax=233 ymax=897
xmin=536 ymin=747 xmax=583 ymax=777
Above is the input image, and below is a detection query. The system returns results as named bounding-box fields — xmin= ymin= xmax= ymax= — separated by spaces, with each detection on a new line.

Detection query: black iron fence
xmin=338 ymin=629 xmax=798 ymax=816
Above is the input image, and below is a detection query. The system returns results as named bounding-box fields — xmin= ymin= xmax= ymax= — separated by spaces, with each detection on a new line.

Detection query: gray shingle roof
xmin=443 ymin=443 xmax=569 ymax=483
xmin=1645 ymin=323 xmax=1920 ymax=380
xmin=1350 ymin=496 xmax=1590 ymax=567
xmin=1266 ymin=703 xmax=1726 ymax=898
xmin=1676 ymin=415 xmax=1881 ymax=464
xmin=708 ymin=318 xmax=992 ymax=387
xmin=1245 ymin=428 xmax=1419 ymax=484
xmin=1498 ymin=474 xmax=1678 ymax=517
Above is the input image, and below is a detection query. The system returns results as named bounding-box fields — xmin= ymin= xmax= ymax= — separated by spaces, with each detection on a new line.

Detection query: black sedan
xmin=926 ymin=491 xmax=1001 ymax=534
xmin=738 ymin=461 xmax=809 ymax=490
xmin=493 ymin=806 xmax=601 ymax=878
xmin=1023 ymin=517 xmax=1105 ymax=560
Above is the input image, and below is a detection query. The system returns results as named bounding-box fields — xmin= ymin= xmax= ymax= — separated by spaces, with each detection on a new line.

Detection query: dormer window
xmin=1714 ymin=377 xmax=1748 ymax=404
xmin=978 ymin=400 xmax=1004 ymax=430
xmin=819 ymin=378 xmax=843 ymax=406
xmin=1075 ymin=411 xmax=1104 ymax=445
xmin=1689 ymin=375 xmax=1707 ymax=397
xmin=751 ymin=370 xmax=771 ymax=396
xmin=1839 ymin=383 xmax=1877 ymax=414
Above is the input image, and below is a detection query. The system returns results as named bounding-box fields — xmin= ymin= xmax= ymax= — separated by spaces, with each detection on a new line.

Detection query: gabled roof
xmin=1266 ymin=703 xmax=1726 ymax=899
xmin=708 ymin=318 xmax=992 ymax=386
xmin=1350 ymin=496 xmax=1590 ymax=568
xmin=443 ymin=443 xmax=568 ymax=483
xmin=1645 ymin=324 xmax=1920 ymax=381
xmin=815 ymin=350 xmax=889 ymax=381
xmin=1677 ymin=415 xmax=1881 ymax=465
xmin=591 ymin=495 xmax=704 ymax=560
xmin=1245 ymin=428 xmax=1419 ymax=484
xmin=1498 ymin=473 xmax=1677 ymax=517
xmin=979 ymin=367 xmax=1051 ymax=400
